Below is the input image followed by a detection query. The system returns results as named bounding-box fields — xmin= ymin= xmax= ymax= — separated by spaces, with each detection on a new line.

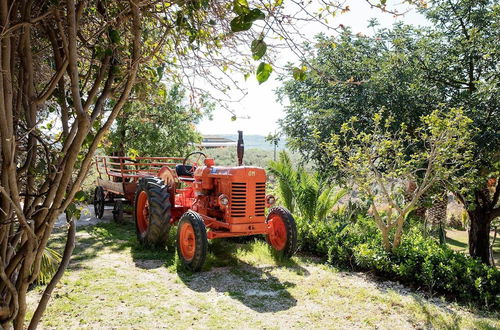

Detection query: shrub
xmin=296 ymin=214 xmax=500 ymax=309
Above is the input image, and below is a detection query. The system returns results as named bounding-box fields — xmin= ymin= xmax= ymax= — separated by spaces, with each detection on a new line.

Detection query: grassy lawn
xmin=446 ymin=229 xmax=500 ymax=267
xmin=27 ymin=219 xmax=500 ymax=329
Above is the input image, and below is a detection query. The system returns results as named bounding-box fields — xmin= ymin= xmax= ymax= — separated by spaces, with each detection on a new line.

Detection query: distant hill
xmin=207 ymin=134 xmax=287 ymax=151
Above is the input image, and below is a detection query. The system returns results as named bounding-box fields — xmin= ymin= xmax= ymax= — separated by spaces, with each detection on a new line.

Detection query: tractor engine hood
xmin=194 ymin=166 xmax=266 ymax=181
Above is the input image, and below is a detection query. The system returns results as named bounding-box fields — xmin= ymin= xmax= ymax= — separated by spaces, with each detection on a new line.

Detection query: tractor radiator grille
xmin=255 ymin=182 xmax=266 ymax=216
xmin=230 ymin=182 xmax=266 ymax=218
xmin=231 ymin=182 xmax=246 ymax=217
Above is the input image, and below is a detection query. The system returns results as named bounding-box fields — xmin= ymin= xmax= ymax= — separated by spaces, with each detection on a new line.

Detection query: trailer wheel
xmin=93 ymin=186 xmax=105 ymax=219
xmin=177 ymin=211 xmax=207 ymax=271
xmin=266 ymin=207 xmax=298 ymax=259
xmin=134 ymin=177 xmax=171 ymax=247
xmin=113 ymin=200 xmax=124 ymax=223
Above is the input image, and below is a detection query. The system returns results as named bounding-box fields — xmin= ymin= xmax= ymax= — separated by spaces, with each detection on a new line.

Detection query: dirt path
xmin=28 ymin=211 xmax=500 ymax=329
xmin=55 ymin=205 xmax=112 ymax=228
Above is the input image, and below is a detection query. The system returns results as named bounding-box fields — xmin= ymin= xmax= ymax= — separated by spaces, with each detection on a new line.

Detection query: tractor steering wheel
xmin=182 ymin=151 xmax=207 ymax=175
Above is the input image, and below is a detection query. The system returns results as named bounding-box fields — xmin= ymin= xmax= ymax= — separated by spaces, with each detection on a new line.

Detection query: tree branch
xmin=28 ymin=219 xmax=76 ymax=329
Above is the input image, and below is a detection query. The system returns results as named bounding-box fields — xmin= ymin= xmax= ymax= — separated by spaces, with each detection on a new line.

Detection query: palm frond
xmin=316 ymin=188 xmax=347 ymax=221
xmin=35 ymin=247 xmax=62 ymax=285
xmin=267 ymin=151 xmax=299 ymax=212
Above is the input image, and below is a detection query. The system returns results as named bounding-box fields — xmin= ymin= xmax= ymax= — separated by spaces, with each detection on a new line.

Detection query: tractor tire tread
xmin=267 ymin=206 xmax=298 ymax=258
xmin=177 ymin=211 xmax=208 ymax=271
xmin=134 ymin=176 xmax=171 ymax=247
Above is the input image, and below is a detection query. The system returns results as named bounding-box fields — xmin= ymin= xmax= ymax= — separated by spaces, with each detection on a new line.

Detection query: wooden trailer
xmin=93 ymin=156 xmax=184 ymax=222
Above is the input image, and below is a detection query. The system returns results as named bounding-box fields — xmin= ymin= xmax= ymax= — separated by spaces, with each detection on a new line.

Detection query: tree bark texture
xmin=0 ymin=0 xmax=143 ymax=327
xmin=468 ymin=208 xmax=492 ymax=265
xmin=466 ymin=179 xmax=500 ymax=265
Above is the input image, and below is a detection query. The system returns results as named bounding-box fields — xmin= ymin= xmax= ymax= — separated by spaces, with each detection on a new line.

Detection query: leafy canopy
xmin=104 ymin=84 xmax=211 ymax=157
xmin=279 ymin=0 xmax=499 ymax=189
xmin=323 ymin=108 xmax=475 ymax=250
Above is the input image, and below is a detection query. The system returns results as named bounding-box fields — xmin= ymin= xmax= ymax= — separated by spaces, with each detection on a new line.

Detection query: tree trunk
xmin=427 ymin=193 xmax=447 ymax=228
xmin=427 ymin=191 xmax=447 ymax=245
xmin=468 ymin=208 xmax=491 ymax=265
xmin=405 ymin=180 xmax=427 ymax=219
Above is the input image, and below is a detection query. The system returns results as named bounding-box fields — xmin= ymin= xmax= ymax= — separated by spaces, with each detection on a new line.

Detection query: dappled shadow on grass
xmin=413 ymin=295 xmax=463 ymax=329
xmin=63 ymin=218 xmax=306 ymax=313
xmin=177 ymin=238 xmax=310 ymax=313
xmin=178 ymin=262 xmax=298 ymax=313
xmin=65 ymin=219 xmax=176 ymax=271
xmin=446 ymin=236 xmax=468 ymax=249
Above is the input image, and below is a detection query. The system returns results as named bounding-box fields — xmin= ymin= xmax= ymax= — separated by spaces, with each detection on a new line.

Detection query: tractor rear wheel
xmin=266 ymin=207 xmax=298 ymax=259
xmin=134 ymin=177 xmax=171 ymax=247
xmin=177 ymin=211 xmax=207 ymax=271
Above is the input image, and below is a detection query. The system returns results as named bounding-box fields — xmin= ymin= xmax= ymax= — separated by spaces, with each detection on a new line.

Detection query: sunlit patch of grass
xmin=233 ymin=239 xmax=276 ymax=265
xmin=306 ymin=287 xmax=320 ymax=297
xmin=153 ymin=306 xmax=178 ymax=318
xmin=446 ymin=229 xmax=500 ymax=268
xmin=199 ymin=237 xmax=302 ymax=272
xmin=306 ymin=311 xmax=324 ymax=322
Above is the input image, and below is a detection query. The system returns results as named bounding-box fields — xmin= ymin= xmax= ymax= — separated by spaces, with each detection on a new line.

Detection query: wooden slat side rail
xmin=94 ymin=155 xmax=184 ymax=180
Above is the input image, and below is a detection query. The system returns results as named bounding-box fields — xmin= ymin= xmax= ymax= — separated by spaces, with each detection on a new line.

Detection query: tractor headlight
xmin=218 ymin=194 xmax=230 ymax=206
xmin=266 ymin=195 xmax=276 ymax=207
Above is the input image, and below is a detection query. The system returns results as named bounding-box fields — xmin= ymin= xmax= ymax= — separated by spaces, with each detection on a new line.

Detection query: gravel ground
xmin=29 ymin=246 xmax=500 ymax=329
xmin=27 ymin=211 xmax=500 ymax=329
xmin=55 ymin=205 xmax=113 ymax=228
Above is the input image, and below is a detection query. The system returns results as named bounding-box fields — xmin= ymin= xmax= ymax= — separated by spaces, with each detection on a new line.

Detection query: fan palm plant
xmin=268 ymin=151 xmax=346 ymax=221
xmin=267 ymin=151 xmax=297 ymax=213
xmin=34 ymin=247 xmax=62 ymax=285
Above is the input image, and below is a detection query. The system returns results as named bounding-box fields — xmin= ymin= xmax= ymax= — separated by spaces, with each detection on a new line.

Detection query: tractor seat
xmin=175 ymin=164 xmax=194 ymax=177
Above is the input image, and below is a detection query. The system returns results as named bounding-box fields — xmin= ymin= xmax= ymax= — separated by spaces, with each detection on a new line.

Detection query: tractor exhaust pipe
xmin=237 ymin=130 xmax=244 ymax=166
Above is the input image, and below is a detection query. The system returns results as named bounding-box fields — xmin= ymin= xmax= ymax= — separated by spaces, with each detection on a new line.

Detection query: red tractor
xmin=133 ymin=132 xmax=297 ymax=270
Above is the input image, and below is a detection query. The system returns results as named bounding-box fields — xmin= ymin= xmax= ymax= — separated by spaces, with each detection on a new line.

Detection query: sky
xmin=197 ymin=0 xmax=429 ymax=136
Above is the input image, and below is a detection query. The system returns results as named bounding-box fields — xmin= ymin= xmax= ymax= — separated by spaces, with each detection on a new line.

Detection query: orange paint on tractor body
xmin=94 ymin=154 xmax=273 ymax=239
xmin=174 ymin=163 xmax=268 ymax=239
xmin=95 ymin=132 xmax=297 ymax=271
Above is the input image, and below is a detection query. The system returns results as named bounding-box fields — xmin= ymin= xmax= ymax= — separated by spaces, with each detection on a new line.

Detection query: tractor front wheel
xmin=177 ymin=211 xmax=207 ymax=271
xmin=266 ymin=207 xmax=298 ymax=259
xmin=134 ymin=177 xmax=171 ymax=247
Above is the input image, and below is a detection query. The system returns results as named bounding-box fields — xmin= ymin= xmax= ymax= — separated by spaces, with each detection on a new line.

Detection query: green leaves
xmin=230 ymin=0 xmax=265 ymax=32
xmin=109 ymin=29 xmax=121 ymax=44
xmin=230 ymin=16 xmax=253 ymax=32
xmin=128 ymin=148 xmax=140 ymax=160
xmin=232 ymin=1 xmax=268 ymax=69
xmin=233 ymin=0 xmax=249 ymax=15
xmin=74 ymin=191 xmax=86 ymax=202
xmin=256 ymin=62 xmax=272 ymax=84
xmin=245 ymin=8 xmax=265 ymax=21
xmin=66 ymin=203 xmax=81 ymax=221
xmin=292 ymin=66 xmax=307 ymax=81
xmin=251 ymin=39 xmax=267 ymax=60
